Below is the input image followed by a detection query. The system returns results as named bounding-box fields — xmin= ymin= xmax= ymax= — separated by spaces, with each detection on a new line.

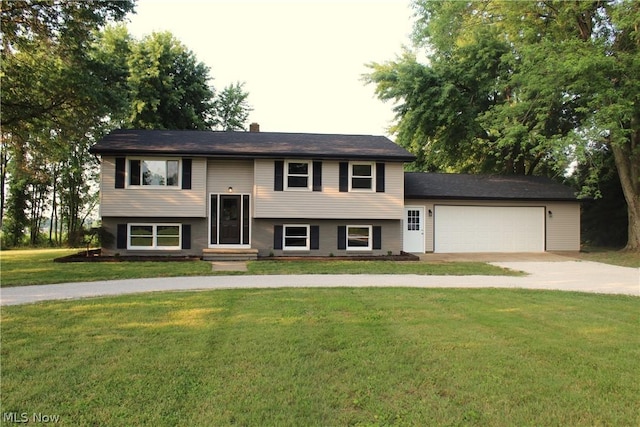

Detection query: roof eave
xmin=90 ymin=148 xmax=415 ymax=162
xmin=404 ymin=195 xmax=580 ymax=202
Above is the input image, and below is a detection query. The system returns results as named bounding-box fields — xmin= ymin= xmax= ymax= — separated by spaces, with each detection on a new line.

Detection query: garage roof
xmin=90 ymin=129 xmax=416 ymax=162
xmin=404 ymin=172 xmax=578 ymax=201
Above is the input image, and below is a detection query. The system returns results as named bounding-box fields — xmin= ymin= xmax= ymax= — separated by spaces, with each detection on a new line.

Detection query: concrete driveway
xmin=417 ymin=252 xmax=580 ymax=262
xmin=1 ymin=257 xmax=638 ymax=305
xmin=491 ymin=260 xmax=638 ymax=295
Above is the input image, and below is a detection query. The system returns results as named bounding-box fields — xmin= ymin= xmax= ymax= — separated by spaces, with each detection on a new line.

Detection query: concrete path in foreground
xmin=1 ymin=260 xmax=638 ymax=306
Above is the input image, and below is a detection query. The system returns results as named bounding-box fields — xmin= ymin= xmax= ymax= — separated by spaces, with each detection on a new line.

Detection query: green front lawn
xmin=577 ymin=246 xmax=640 ymax=268
xmin=0 ymin=249 xmax=214 ymax=287
xmin=0 ymin=249 xmax=518 ymax=287
xmin=2 ymin=288 xmax=638 ymax=426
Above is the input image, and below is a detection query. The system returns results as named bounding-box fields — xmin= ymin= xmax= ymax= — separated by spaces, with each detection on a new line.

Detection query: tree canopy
xmin=214 ymin=82 xmax=253 ymax=131
xmin=365 ymin=0 xmax=640 ymax=250
xmin=127 ymin=31 xmax=215 ymax=130
xmin=1 ymin=0 xmax=135 ymax=128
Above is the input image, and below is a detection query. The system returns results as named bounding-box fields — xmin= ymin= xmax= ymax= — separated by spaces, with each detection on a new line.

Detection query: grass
xmin=1 ymin=288 xmax=638 ymax=426
xmin=248 ymin=259 xmax=514 ymax=276
xmin=0 ymin=249 xmax=213 ymax=287
xmin=0 ymin=249 xmax=518 ymax=287
xmin=576 ymin=246 xmax=640 ymax=268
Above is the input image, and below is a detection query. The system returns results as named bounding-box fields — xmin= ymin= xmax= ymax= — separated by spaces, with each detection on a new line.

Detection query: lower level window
xmin=129 ymin=224 xmax=181 ymax=249
xmin=347 ymin=225 xmax=372 ymax=250
xmin=283 ymin=224 xmax=310 ymax=250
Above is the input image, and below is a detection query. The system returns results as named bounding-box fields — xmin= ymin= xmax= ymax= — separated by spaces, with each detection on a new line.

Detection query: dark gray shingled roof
xmin=90 ymin=129 xmax=416 ymax=161
xmin=404 ymin=172 xmax=578 ymax=201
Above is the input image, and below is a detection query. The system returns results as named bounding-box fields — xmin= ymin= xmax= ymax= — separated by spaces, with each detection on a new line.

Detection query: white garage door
xmin=434 ymin=206 xmax=545 ymax=253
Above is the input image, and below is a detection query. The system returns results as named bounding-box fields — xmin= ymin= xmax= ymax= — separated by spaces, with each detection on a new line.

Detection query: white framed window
xmin=128 ymin=224 xmax=181 ymax=250
xmin=349 ymin=162 xmax=374 ymax=191
xmin=283 ymin=224 xmax=310 ymax=251
xmin=128 ymin=158 xmax=180 ymax=187
xmin=285 ymin=160 xmax=312 ymax=190
xmin=347 ymin=225 xmax=372 ymax=251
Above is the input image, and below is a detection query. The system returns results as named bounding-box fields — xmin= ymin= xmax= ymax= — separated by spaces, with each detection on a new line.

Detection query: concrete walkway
xmin=1 ymin=260 xmax=638 ymax=305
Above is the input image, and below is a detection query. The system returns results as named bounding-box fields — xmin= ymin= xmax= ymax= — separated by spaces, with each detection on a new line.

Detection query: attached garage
xmin=404 ymin=173 xmax=581 ymax=253
xmin=434 ymin=205 xmax=545 ymax=253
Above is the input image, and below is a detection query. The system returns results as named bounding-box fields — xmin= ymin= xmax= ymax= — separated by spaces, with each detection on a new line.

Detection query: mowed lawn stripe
xmin=0 ymin=249 xmax=520 ymax=287
xmin=2 ymin=288 xmax=638 ymax=426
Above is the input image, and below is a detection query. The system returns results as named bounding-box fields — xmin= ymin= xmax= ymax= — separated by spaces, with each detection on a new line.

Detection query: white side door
xmin=403 ymin=207 xmax=425 ymax=253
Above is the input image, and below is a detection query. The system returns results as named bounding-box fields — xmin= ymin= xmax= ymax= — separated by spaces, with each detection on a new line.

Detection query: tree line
xmin=1 ymin=0 xmax=252 ymax=247
xmin=3 ymin=1 xmax=637 ymax=251
xmin=365 ymin=0 xmax=639 ymax=251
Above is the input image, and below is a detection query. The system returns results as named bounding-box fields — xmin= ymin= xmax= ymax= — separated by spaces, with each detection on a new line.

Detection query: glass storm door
xmin=219 ymin=195 xmax=241 ymax=244
xmin=210 ymin=194 xmax=250 ymax=246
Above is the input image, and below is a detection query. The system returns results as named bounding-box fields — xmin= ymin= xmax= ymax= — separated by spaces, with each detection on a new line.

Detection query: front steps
xmin=202 ymin=248 xmax=258 ymax=261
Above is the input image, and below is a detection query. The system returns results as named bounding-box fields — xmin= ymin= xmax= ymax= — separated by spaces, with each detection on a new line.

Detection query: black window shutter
xmin=130 ymin=159 xmax=141 ymax=186
xmin=210 ymin=195 xmax=218 ymax=245
xmin=376 ymin=163 xmax=385 ymax=193
xmin=182 ymin=159 xmax=192 ymax=190
xmin=339 ymin=162 xmax=349 ymax=192
xmin=182 ymin=224 xmax=191 ymax=249
xmin=242 ymin=195 xmax=250 ymax=245
xmin=337 ymin=226 xmax=346 ymax=250
xmin=115 ymin=157 xmax=126 ymax=188
xmin=373 ymin=226 xmax=382 ymax=250
xmin=273 ymin=225 xmax=283 ymax=249
xmin=312 ymin=161 xmax=322 ymax=192
xmin=274 ymin=161 xmax=284 ymax=191
xmin=116 ymin=224 xmax=127 ymax=249
xmin=310 ymin=225 xmax=320 ymax=250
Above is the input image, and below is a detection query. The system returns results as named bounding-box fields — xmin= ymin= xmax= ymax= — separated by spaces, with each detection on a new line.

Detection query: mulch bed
xmin=257 ymin=252 xmax=420 ymax=262
xmin=55 ymin=250 xmax=420 ymax=263
xmin=53 ymin=249 xmax=201 ymax=263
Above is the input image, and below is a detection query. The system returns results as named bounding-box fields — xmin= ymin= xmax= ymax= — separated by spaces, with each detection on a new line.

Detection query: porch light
xmin=428 ymin=209 xmax=433 ymax=217
xmin=228 ymin=186 xmax=233 ymax=193
xmin=548 ymin=210 xmax=553 ymax=218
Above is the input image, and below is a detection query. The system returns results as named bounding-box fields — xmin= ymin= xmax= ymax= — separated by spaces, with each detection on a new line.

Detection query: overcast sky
xmin=126 ymin=0 xmax=414 ymax=136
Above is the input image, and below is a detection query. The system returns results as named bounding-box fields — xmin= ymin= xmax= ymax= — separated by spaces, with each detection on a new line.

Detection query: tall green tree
xmin=213 ymin=82 xmax=253 ymax=131
xmin=1 ymin=0 xmax=135 ymax=246
xmin=127 ymin=31 xmax=215 ymax=130
xmin=365 ymin=0 xmax=640 ymax=251
xmin=1 ymin=0 xmax=135 ymax=127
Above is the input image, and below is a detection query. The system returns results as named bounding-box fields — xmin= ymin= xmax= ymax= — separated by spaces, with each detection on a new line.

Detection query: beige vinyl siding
xmin=100 ymin=157 xmax=206 ymax=217
xmin=206 ymin=159 xmax=254 ymax=194
xmin=410 ymin=199 xmax=580 ymax=252
xmin=546 ymin=202 xmax=581 ymax=251
xmin=254 ymin=160 xmax=404 ymax=219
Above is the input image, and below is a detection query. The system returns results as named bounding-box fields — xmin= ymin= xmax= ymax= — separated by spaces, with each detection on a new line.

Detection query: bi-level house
xmin=91 ymin=126 xmax=582 ymax=257
xmin=90 ymin=126 xmax=416 ymax=259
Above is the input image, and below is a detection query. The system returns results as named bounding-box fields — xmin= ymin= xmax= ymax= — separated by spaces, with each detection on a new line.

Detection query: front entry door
xmin=403 ymin=207 xmax=425 ymax=253
xmin=219 ymin=195 xmax=241 ymax=244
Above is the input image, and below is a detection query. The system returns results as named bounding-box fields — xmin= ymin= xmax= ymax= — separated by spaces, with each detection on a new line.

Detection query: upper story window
xmin=274 ymin=160 xmax=321 ymax=192
xmin=286 ymin=160 xmax=311 ymax=190
xmin=350 ymin=162 xmax=374 ymax=191
xmin=129 ymin=159 xmax=179 ymax=187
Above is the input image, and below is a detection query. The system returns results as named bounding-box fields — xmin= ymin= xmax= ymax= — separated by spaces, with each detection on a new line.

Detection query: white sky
xmin=126 ymin=0 xmax=414 ymax=136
